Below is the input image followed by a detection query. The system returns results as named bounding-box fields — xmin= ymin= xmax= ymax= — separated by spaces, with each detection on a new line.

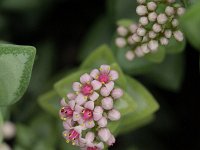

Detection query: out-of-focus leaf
xmin=0 ymin=44 xmax=36 ymax=106
xmin=165 ymin=37 xmax=186 ymax=54
xmin=38 ymin=90 xmax=60 ymax=117
xmin=78 ymin=17 xmax=113 ymax=61
xmin=80 ymin=45 xmax=116 ymax=70
xmin=117 ymin=19 xmax=133 ymax=27
xmin=119 ymin=76 xmax=159 ymax=134
xmin=142 ymin=54 xmax=184 ymax=91
xmin=0 ymin=110 xmax=3 ymax=143
xmin=180 ymin=1 xmax=200 ymax=51
xmin=117 ymin=48 xmax=154 ymax=75
xmin=145 ymin=46 xmax=166 ymax=63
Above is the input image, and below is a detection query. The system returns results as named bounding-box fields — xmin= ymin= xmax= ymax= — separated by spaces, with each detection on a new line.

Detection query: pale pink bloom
xmin=67 ymin=92 xmax=77 ymax=100
xmin=97 ymin=117 xmax=108 ymax=127
xmin=101 ymin=97 xmax=113 ymax=110
xmin=111 ymin=88 xmax=124 ymax=99
xmin=63 ymin=126 xmax=84 ymax=146
xmin=73 ymin=73 xmax=99 ymax=105
xmin=98 ymin=128 xmax=111 ymax=142
xmin=63 ymin=119 xmax=75 ymax=130
xmin=90 ymin=65 xmax=118 ymax=94
xmin=108 ymin=109 xmax=121 ymax=121
xmin=59 ymin=99 xmax=75 ymax=120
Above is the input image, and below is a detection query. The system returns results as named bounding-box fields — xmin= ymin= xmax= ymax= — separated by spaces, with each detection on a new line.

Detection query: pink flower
xmin=111 ymin=88 xmax=124 ymax=99
xmin=73 ymin=73 xmax=100 ymax=105
xmin=90 ymin=65 xmax=119 ymax=96
xmin=59 ymin=99 xmax=75 ymax=120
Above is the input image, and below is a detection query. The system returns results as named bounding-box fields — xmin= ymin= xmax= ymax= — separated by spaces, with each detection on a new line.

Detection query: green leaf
xmin=80 ymin=45 xmax=116 ymax=70
xmin=117 ymin=19 xmax=134 ymax=27
xmin=0 ymin=44 xmax=36 ymax=106
xmin=144 ymin=46 xmax=166 ymax=63
xmin=165 ymin=37 xmax=186 ymax=54
xmin=0 ymin=110 xmax=3 ymax=143
xmin=116 ymin=48 xmax=154 ymax=75
xmin=78 ymin=16 xmax=113 ymax=61
xmin=180 ymin=1 xmax=200 ymax=51
xmin=142 ymin=54 xmax=184 ymax=91
xmin=119 ymin=76 xmax=159 ymax=134
xmin=38 ymin=90 xmax=60 ymax=117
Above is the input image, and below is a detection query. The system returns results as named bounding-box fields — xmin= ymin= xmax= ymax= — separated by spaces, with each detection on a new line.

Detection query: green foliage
xmin=0 ymin=110 xmax=3 ymax=143
xmin=181 ymin=0 xmax=200 ymax=51
xmin=0 ymin=44 xmax=36 ymax=106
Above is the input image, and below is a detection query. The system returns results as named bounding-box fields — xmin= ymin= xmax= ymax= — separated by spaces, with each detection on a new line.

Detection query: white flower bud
xmin=139 ymin=16 xmax=149 ymax=26
xmin=98 ymin=128 xmax=111 ymax=142
xmin=101 ymin=97 xmax=113 ymax=110
xmin=135 ymin=46 xmax=144 ymax=57
xmin=111 ymin=88 xmax=123 ymax=99
xmin=125 ymin=50 xmax=135 ymax=61
xmin=164 ymin=29 xmax=172 ymax=38
xmin=98 ymin=117 xmax=108 ymax=127
xmin=147 ymin=2 xmax=157 ymax=11
xmin=136 ymin=5 xmax=148 ymax=16
xmin=148 ymin=40 xmax=159 ymax=51
xmin=132 ymin=33 xmax=142 ymax=42
xmin=115 ymin=37 xmax=126 ymax=48
xmin=157 ymin=13 xmax=168 ymax=24
xmin=177 ymin=7 xmax=185 ymax=16
xmin=173 ymin=30 xmax=184 ymax=42
xmin=167 ymin=0 xmax=175 ymax=3
xmin=142 ymin=35 xmax=149 ymax=42
xmin=152 ymin=23 xmax=162 ymax=33
xmin=137 ymin=27 xmax=146 ymax=36
xmin=137 ymin=0 xmax=146 ymax=4
xmin=149 ymin=31 xmax=157 ymax=39
xmin=129 ymin=24 xmax=138 ymax=33
xmin=148 ymin=12 xmax=157 ymax=22
xmin=117 ymin=26 xmax=128 ymax=36
xmin=108 ymin=109 xmax=121 ymax=121
xmin=165 ymin=6 xmax=175 ymax=16
xmin=160 ymin=37 xmax=169 ymax=45
xmin=172 ymin=19 xmax=179 ymax=27
xmin=127 ymin=36 xmax=135 ymax=45
xmin=1 ymin=121 xmax=16 ymax=139
xmin=141 ymin=44 xmax=150 ymax=54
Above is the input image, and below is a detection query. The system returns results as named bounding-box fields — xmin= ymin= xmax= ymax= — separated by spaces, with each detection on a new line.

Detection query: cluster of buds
xmin=59 ymin=65 xmax=123 ymax=150
xmin=115 ymin=0 xmax=185 ymax=61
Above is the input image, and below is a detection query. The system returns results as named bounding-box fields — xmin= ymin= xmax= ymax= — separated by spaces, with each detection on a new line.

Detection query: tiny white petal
xmin=72 ymin=82 xmax=81 ymax=92
xmin=105 ymin=81 xmax=114 ymax=92
xmin=91 ymin=80 xmax=102 ymax=90
xmin=100 ymin=65 xmax=110 ymax=74
xmin=109 ymin=70 xmax=119 ymax=81
xmin=89 ymin=91 xmax=99 ymax=101
xmin=90 ymin=69 xmax=100 ymax=79
xmin=84 ymin=101 xmax=94 ymax=110
xmin=75 ymin=94 xmax=87 ymax=105
xmin=80 ymin=73 xmax=92 ymax=84
xmin=85 ymin=120 xmax=95 ymax=129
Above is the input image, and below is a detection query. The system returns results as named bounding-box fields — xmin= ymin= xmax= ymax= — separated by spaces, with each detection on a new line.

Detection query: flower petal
xmin=105 ymin=81 xmax=114 ymax=92
xmin=109 ymin=70 xmax=119 ymax=81
xmin=84 ymin=101 xmax=94 ymax=110
xmin=100 ymin=65 xmax=110 ymax=74
xmin=91 ymin=80 xmax=102 ymax=90
xmin=93 ymin=112 xmax=103 ymax=121
xmin=89 ymin=92 xmax=99 ymax=101
xmin=111 ymin=88 xmax=123 ymax=99
xmin=90 ymin=69 xmax=100 ymax=79
xmin=75 ymin=104 xmax=84 ymax=113
xmin=63 ymin=130 xmax=69 ymax=139
xmin=73 ymin=82 xmax=82 ymax=92
xmin=80 ymin=73 xmax=92 ymax=84
xmin=106 ymin=134 xmax=116 ymax=146
xmin=96 ymin=142 xmax=104 ymax=149
xmin=85 ymin=120 xmax=95 ymax=129
xmin=98 ymin=128 xmax=111 ymax=142
xmin=98 ymin=117 xmax=108 ymax=127
xmin=75 ymin=94 xmax=87 ymax=105
xmin=85 ymin=132 xmax=95 ymax=143
xmin=68 ymin=100 xmax=75 ymax=109
xmin=63 ymin=119 xmax=73 ymax=130
xmin=60 ymin=98 xmax=68 ymax=107
xmin=100 ymin=87 xmax=111 ymax=97
xmin=73 ymin=112 xmax=81 ymax=121
xmin=108 ymin=109 xmax=121 ymax=121
xmin=67 ymin=93 xmax=76 ymax=100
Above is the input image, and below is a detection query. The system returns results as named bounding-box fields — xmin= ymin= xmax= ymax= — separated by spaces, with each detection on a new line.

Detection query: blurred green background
xmin=0 ymin=0 xmax=199 ymax=150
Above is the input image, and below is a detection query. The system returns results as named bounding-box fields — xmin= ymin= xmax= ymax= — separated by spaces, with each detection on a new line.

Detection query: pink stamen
xmin=82 ymin=109 xmax=93 ymax=120
xmin=87 ymin=147 xmax=98 ymax=150
xmin=69 ymin=129 xmax=79 ymax=140
xmin=61 ymin=107 xmax=74 ymax=118
xmin=98 ymin=73 xmax=109 ymax=83
xmin=81 ymin=84 xmax=93 ymax=96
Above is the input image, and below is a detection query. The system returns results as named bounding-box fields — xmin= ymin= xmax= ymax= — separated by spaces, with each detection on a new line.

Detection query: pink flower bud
xmin=90 ymin=69 xmax=100 ymax=79
xmin=100 ymin=87 xmax=110 ymax=97
xmin=93 ymin=106 xmax=103 ymax=121
xmin=67 ymin=93 xmax=76 ymax=100
xmin=106 ymin=135 xmax=116 ymax=146
xmin=101 ymin=97 xmax=113 ymax=110
xmin=98 ymin=117 xmax=108 ymax=127
xmin=72 ymin=82 xmax=81 ymax=92
xmin=80 ymin=73 xmax=92 ymax=84
xmin=125 ymin=50 xmax=135 ymax=61
xmin=98 ymin=128 xmax=111 ymax=142
xmin=111 ymin=88 xmax=123 ymax=99
xmin=85 ymin=132 xmax=95 ymax=143
xmin=109 ymin=70 xmax=119 ymax=81
xmin=108 ymin=109 xmax=121 ymax=121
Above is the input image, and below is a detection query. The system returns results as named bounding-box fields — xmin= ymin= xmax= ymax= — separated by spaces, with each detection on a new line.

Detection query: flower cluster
xmin=59 ymin=65 xmax=123 ymax=150
xmin=115 ymin=0 xmax=185 ymax=61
